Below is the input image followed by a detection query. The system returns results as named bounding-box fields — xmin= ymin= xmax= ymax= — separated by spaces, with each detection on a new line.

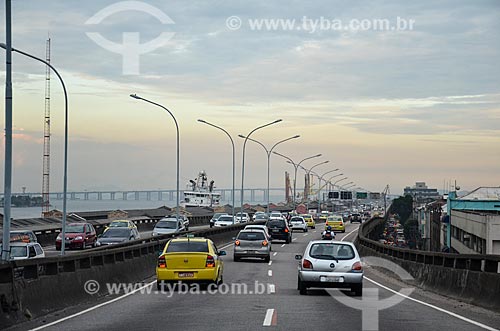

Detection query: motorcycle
xmin=322 ymin=230 xmax=335 ymax=240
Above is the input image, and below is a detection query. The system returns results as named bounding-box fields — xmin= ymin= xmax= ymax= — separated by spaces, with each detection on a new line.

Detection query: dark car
xmin=350 ymin=213 xmax=362 ymax=223
xmin=97 ymin=227 xmax=140 ymax=246
xmin=55 ymin=223 xmax=97 ymax=250
xmin=266 ymin=219 xmax=292 ymax=243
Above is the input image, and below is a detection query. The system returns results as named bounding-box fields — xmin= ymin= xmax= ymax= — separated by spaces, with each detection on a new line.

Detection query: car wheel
xmin=342 ymin=230 xmax=346 ymax=233
xmin=264 ymin=255 xmax=270 ymax=263
xmin=352 ymin=283 xmax=363 ymax=296
xmin=233 ymin=256 xmax=240 ymax=262
xmin=304 ymin=228 xmax=308 ymax=232
xmin=298 ymin=278 xmax=307 ymax=295
xmin=312 ymin=226 xmax=315 ymax=229
xmin=286 ymin=237 xmax=291 ymax=244
xmin=157 ymin=280 xmax=164 ymax=291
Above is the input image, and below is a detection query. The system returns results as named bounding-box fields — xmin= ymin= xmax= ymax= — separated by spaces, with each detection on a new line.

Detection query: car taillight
xmin=235 ymin=240 xmax=240 ymax=246
xmin=302 ymin=259 xmax=313 ymax=269
xmin=284 ymin=228 xmax=289 ymax=233
xmin=157 ymin=255 xmax=166 ymax=268
xmin=351 ymin=261 xmax=363 ymax=272
xmin=206 ymin=255 xmax=215 ymax=268
xmin=262 ymin=240 xmax=268 ymax=246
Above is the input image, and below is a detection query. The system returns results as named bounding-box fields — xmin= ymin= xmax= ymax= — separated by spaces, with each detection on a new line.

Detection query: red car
xmin=55 ymin=223 xmax=97 ymax=250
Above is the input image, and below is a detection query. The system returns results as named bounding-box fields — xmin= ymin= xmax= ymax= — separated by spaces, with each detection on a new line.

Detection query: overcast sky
xmin=0 ymin=0 xmax=499 ymax=197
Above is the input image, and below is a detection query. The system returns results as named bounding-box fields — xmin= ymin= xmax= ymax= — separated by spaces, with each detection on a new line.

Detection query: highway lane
xmin=8 ymin=222 xmax=500 ymax=331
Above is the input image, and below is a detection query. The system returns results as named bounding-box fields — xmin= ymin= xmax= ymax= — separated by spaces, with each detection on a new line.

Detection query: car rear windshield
xmin=238 ymin=232 xmax=265 ymax=240
xmin=309 ymin=243 xmax=355 ymax=260
xmin=66 ymin=225 xmax=85 ymax=233
xmin=102 ymin=228 xmax=130 ymax=238
xmin=110 ymin=222 xmax=128 ymax=227
xmin=291 ymin=217 xmax=304 ymax=222
xmin=267 ymin=220 xmax=286 ymax=228
xmin=166 ymin=241 xmax=208 ymax=253
xmin=218 ymin=216 xmax=233 ymax=222
xmin=9 ymin=246 xmax=28 ymax=258
xmin=156 ymin=221 xmax=178 ymax=229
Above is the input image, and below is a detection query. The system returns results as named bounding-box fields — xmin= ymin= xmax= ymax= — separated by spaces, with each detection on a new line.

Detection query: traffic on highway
xmin=7 ymin=212 xmax=500 ymax=331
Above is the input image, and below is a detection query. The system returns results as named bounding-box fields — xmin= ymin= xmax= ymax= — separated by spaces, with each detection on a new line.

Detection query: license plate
xmin=320 ymin=276 xmax=344 ymax=283
xmin=272 ymin=229 xmax=280 ymax=232
xmin=178 ymin=272 xmax=194 ymax=278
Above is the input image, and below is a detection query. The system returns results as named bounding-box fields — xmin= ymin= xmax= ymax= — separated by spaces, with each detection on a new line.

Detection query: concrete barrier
xmin=0 ymin=221 xmax=255 ymax=328
xmin=356 ymin=218 xmax=500 ymax=312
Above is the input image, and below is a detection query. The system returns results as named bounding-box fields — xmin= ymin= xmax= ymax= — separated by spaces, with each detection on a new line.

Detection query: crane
xmin=41 ymin=38 xmax=51 ymax=216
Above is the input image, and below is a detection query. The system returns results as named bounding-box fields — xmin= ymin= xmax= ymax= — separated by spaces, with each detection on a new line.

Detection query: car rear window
xmin=166 ymin=241 xmax=208 ymax=253
xmin=291 ymin=217 xmax=304 ymax=222
xmin=267 ymin=220 xmax=285 ymax=228
xmin=309 ymin=243 xmax=355 ymax=260
xmin=238 ymin=232 xmax=265 ymax=240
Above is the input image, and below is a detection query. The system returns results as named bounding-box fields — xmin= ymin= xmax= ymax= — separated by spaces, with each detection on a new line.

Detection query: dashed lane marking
xmin=263 ymin=309 xmax=277 ymax=326
xmin=268 ymin=270 xmax=273 ymax=277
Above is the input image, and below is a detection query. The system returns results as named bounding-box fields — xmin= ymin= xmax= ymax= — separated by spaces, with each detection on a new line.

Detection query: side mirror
xmin=218 ymin=251 xmax=227 ymax=256
xmin=295 ymin=254 xmax=302 ymax=260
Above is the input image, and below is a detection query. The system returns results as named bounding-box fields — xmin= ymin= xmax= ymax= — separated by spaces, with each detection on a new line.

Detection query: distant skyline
xmin=1 ymin=0 xmax=499 ymax=196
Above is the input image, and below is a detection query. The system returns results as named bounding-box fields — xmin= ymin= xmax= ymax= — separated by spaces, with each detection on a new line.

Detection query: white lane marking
xmin=340 ymin=227 xmax=359 ymax=242
xmin=263 ymin=309 xmax=275 ymax=326
xmin=292 ymin=238 xmax=297 ymax=241
xmin=31 ymin=239 xmax=238 ymax=330
xmin=303 ymin=233 xmax=308 ymax=237
xmin=273 ymin=252 xmax=278 ymax=256
xmin=268 ymin=260 xmax=273 ymax=266
xmin=365 ymin=277 xmax=499 ymax=331
xmin=30 ymin=280 xmax=157 ymax=331
xmin=341 ymin=227 xmax=499 ymax=331
xmin=268 ymin=284 xmax=276 ymax=294
xmin=268 ymin=270 xmax=273 ymax=277
xmin=281 ymin=244 xmax=285 ymax=248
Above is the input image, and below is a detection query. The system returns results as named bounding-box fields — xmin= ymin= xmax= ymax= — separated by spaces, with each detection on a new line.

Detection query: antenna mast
xmin=41 ymin=38 xmax=51 ymax=216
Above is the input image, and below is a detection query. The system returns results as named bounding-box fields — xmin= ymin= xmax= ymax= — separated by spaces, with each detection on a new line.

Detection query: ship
xmin=180 ymin=171 xmax=221 ymax=208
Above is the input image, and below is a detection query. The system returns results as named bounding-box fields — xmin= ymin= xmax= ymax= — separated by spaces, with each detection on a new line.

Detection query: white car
xmin=0 ymin=242 xmax=45 ymax=260
xmin=296 ymin=240 xmax=363 ymax=296
xmin=235 ymin=212 xmax=250 ymax=223
xmin=244 ymin=224 xmax=272 ymax=241
xmin=252 ymin=211 xmax=266 ymax=221
xmin=269 ymin=212 xmax=284 ymax=220
xmin=152 ymin=218 xmax=186 ymax=236
xmin=215 ymin=215 xmax=236 ymax=227
xmin=289 ymin=216 xmax=308 ymax=232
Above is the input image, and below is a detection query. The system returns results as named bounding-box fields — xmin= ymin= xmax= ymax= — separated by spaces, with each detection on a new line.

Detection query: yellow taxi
xmin=300 ymin=214 xmax=316 ymax=229
xmin=325 ymin=215 xmax=345 ymax=233
xmin=156 ymin=237 xmax=226 ymax=290
xmin=319 ymin=211 xmax=329 ymax=222
xmin=104 ymin=220 xmax=137 ymax=232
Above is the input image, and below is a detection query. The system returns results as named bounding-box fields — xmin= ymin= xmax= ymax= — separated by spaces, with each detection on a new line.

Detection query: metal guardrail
xmin=357 ymin=217 xmax=500 ymax=273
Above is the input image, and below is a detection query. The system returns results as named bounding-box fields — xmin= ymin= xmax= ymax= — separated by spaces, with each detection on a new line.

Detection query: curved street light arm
xmin=2 ymin=43 xmax=70 ymax=256
xmin=131 ymin=94 xmax=180 ymax=222
xmin=198 ymin=119 xmax=235 ymax=218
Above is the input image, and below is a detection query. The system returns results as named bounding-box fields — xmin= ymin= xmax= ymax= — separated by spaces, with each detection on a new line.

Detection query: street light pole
xmin=240 ymin=120 xmax=282 ymax=216
xmin=130 ymin=94 xmax=180 ymax=222
xmin=1 ymin=0 xmax=13 ymax=261
xmin=1 ymin=43 xmax=69 ymax=256
xmin=317 ymin=169 xmax=340 ymax=211
xmin=273 ymin=152 xmax=321 ymax=212
xmin=297 ymin=161 xmax=329 ymax=211
xmin=238 ymin=135 xmax=300 ymax=213
xmin=198 ymin=119 xmax=235 ymax=218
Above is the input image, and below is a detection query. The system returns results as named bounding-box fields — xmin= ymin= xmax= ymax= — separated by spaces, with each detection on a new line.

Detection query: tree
xmin=389 ymin=195 xmax=413 ymax=225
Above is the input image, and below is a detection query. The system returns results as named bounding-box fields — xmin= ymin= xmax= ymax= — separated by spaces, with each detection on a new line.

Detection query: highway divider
xmin=0 ymin=221 xmax=258 ymax=328
xmin=356 ymin=217 xmax=500 ymax=312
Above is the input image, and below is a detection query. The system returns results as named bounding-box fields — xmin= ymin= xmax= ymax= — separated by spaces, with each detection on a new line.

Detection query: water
xmin=8 ymin=194 xmax=287 ymax=219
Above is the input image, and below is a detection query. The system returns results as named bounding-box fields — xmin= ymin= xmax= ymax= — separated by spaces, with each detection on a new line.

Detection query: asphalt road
xmin=9 ymin=222 xmax=500 ymax=331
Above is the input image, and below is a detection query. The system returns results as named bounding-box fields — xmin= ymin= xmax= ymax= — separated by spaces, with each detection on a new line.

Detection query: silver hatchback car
xmin=234 ymin=230 xmax=271 ymax=262
xmin=295 ymin=240 xmax=363 ymax=296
